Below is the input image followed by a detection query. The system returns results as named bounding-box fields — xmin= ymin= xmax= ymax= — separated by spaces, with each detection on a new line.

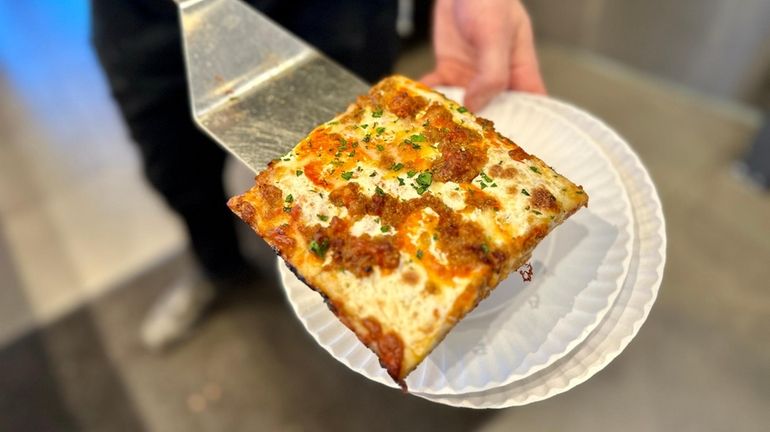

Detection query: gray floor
xmin=1 ymin=2 xmax=769 ymax=431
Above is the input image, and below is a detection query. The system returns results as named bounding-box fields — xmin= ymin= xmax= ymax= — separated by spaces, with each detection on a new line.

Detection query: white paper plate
xmin=413 ymin=92 xmax=666 ymax=407
xmin=279 ymin=91 xmax=634 ymax=394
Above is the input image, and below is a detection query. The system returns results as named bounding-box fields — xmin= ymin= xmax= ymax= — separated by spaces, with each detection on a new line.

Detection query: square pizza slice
xmin=228 ymin=75 xmax=588 ymax=389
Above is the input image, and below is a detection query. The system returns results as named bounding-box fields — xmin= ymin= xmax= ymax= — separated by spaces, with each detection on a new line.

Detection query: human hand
xmin=422 ymin=0 xmax=546 ymax=111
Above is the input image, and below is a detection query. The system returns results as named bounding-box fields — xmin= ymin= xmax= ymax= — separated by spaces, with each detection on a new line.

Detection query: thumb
xmin=508 ymin=13 xmax=547 ymax=94
xmin=463 ymin=43 xmax=510 ymax=112
xmin=420 ymin=70 xmax=445 ymax=87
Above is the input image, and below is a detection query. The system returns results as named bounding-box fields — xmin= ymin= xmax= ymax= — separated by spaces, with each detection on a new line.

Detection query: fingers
xmin=508 ymin=10 xmax=546 ymax=94
xmin=420 ymin=60 xmax=475 ymax=88
xmin=420 ymin=70 xmax=445 ymax=87
xmin=463 ymin=41 xmax=510 ymax=111
xmin=510 ymin=63 xmax=547 ymax=95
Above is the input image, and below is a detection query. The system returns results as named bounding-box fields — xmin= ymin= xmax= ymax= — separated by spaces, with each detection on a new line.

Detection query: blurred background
xmin=1 ymin=0 xmax=768 ymax=430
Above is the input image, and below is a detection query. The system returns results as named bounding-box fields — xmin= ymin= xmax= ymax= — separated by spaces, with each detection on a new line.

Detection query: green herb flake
xmin=480 ymin=243 xmax=489 ymax=254
xmin=369 ymin=171 xmax=377 ymax=177
xmin=416 ymin=249 xmax=424 ymax=260
xmin=391 ymin=162 xmax=404 ymax=171
xmin=375 ymin=186 xmax=385 ymax=196
xmin=406 ymin=170 xmax=417 ymax=178
xmin=360 ymin=123 xmax=369 ymax=129
xmin=416 ymin=171 xmax=432 ymax=187
xmin=411 ymin=142 xmax=421 ymax=150
xmin=296 ymin=170 xmax=303 ymax=177
xmin=376 ymin=144 xmax=385 ymax=151
xmin=412 ymin=171 xmax=433 ymax=195
xmin=376 ymin=126 xmax=386 ymax=135
xmin=397 ymin=177 xmax=405 ymax=186
xmin=491 ymin=183 xmax=498 ymax=187
xmin=317 ymin=214 xmax=329 ymax=222
xmin=341 ymin=171 xmax=354 ymax=180
xmin=532 ymin=210 xmax=542 ymax=215
xmin=530 ymin=166 xmax=541 ymax=174
xmin=372 ymin=108 xmax=383 ymax=118
xmin=432 ymin=233 xmax=438 ymax=241
xmin=479 ymin=182 xmax=488 ymax=190
xmin=410 ymin=134 xmax=426 ymax=142
xmin=380 ymin=225 xmax=391 ymax=233
xmin=480 ymin=171 xmax=493 ymax=183
xmin=457 ymin=106 xmax=468 ymax=113
xmin=284 ymin=194 xmax=294 ymax=203
xmin=521 ymin=188 xmax=530 ymax=196
xmin=309 ymin=239 xmax=329 ymax=258
xmin=362 ymin=135 xmax=371 ymax=143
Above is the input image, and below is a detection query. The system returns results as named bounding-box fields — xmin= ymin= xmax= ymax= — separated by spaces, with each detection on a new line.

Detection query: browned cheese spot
xmin=402 ymin=270 xmax=420 ymax=286
xmin=487 ymin=164 xmax=503 ymax=177
xmin=487 ymin=164 xmax=518 ymax=179
xmin=465 ymin=188 xmax=501 ymax=211
xmin=424 ymin=281 xmax=439 ymax=295
xmin=508 ymin=146 xmax=530 ymax=162
xmin=531 ymin=187 xmax=559 ymax=212
xmin=500 ymin=167 xmax=518 ymax=178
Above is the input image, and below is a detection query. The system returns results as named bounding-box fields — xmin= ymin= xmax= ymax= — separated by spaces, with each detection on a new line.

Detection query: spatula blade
xmin=177 ymin=0 xmax=369 ymax=172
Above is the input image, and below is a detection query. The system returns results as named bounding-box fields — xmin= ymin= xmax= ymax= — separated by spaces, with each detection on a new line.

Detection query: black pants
xmin=743 ymin=116 xmax=770 ymax=190
xmin=91 ymin=0 xmax=398 ymax=282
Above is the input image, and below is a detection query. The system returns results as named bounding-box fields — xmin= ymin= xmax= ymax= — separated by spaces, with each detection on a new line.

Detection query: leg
xmin=91 ymin=0 xmax=254 ymax=349
xmin=124 ymin=88 xmax=250 ymax=282
xmin=91 ymin=0 xmax=249 ymax=283
xmin=741 ymin=115 xmax=770 ymax=190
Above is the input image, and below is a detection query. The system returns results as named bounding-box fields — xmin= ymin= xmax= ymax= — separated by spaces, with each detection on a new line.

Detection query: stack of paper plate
xmin=278 ymin=89 xmax=666 ymax=408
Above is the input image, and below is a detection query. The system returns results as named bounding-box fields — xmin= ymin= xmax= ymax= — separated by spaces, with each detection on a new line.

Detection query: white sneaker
xmin=140 ymin=272 xmax=217 ymax=351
